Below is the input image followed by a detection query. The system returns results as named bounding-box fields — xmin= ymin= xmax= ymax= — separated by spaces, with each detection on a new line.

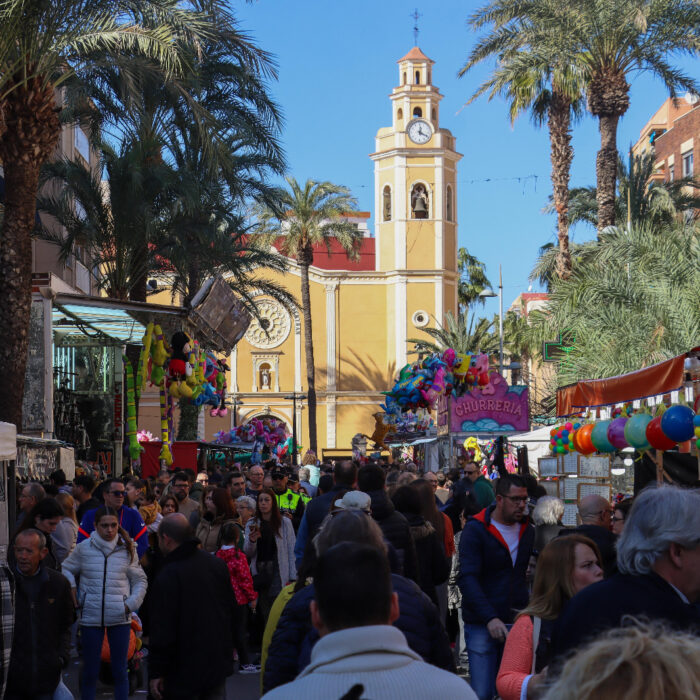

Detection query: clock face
xmin=407 ymin=119 xmax=433 ymax=144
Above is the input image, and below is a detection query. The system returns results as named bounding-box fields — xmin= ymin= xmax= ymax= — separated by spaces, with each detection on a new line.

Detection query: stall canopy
xmin=556 ymin=350 xmax=697 ymax=417
xmin=509 ymin=425 xmax=555 ymax=472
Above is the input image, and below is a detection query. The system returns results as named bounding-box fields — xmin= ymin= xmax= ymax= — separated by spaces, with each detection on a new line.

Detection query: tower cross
xmin=411 ymin=9 xmax=422 ymax=46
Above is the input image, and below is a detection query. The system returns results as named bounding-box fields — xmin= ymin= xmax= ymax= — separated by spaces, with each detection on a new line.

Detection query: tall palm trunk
xmin=548 ymin=88 xmax=573 ymax=279
xmin=589 ymin=70 xmax=630 ymax=233
xmin=0 ymin=76 xmax=59 ymax=427
xmin=299 ymin=245 xmax=317 ymax=455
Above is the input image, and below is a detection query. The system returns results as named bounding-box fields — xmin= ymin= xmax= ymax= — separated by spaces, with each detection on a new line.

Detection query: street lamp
xmin=230 ymin=396 xmax=244 ymax=428
xmin=479 ymin=264 xmax=504 ymax=376
xmin=283 ymin=392 xmax=307 ymax=465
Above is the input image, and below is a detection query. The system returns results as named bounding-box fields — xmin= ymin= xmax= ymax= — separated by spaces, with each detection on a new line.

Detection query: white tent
xmin=0 ymin=422 xmax=16 ymax=462
xmin=510 ymin=425 xmax=554 ymax=475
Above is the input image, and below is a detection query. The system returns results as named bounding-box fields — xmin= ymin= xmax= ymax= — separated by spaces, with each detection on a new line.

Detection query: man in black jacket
xmin=552 ymin=485 xmax=700 ymax=660
xmin=359 ymin=464 xmax=419 ymax=582
xmin=293 ymin=460 xmax=358 ymax=565
xmin=6 ymin=529 xmax=74 ymax=700
xmin=149 ymin=514 xmax=234 ymax=700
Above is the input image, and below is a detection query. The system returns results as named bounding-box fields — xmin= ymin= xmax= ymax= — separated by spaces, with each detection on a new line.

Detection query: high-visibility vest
xmin=275 ymin=488 xmax=301 ymax=514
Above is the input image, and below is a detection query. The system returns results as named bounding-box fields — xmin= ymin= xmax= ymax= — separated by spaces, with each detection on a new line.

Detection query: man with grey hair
xmin=552 ymin=485 xmax=700 ymax=659
xmin=15 ymin=482 xmax=45 ymax=531
xmin=298 ymin=466 xmax=317 ymax=498
xmin=558 ymin=493 xmax=617 ymax=576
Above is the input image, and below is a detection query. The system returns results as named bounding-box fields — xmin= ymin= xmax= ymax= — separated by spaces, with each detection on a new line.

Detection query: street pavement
xmin=63 ymin=656 xmax=262 ymax=699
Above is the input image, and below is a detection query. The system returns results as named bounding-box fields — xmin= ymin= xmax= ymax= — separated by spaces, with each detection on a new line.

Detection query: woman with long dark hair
xmin=244 ymin=488 xmax=296 ymax=626
xmin=392 ymin=485 xmax=450 ymax=606
xmin=62 ymin=506 xmax=147 ymax=700
xmin=196 ymin=486 xmax=240 ymax=552
xmin=13 ymin=498 xmax=64 ymax=570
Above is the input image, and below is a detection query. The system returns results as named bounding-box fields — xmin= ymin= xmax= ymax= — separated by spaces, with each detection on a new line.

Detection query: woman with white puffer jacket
xmin=62 ymin=506 xmax=147 ymax=700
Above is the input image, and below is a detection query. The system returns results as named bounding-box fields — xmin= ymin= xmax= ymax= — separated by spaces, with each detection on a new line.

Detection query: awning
xmin=556 ymin=351 xmax=696 ymax=416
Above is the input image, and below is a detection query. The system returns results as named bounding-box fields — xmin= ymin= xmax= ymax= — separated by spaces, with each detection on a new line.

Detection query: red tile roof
xmin=273 ymin=236 xmax=376 ymax=272
xmin=398 ymin=46 xmax=433 ymax=63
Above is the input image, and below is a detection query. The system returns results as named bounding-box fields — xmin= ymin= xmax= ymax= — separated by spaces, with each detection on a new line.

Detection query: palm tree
xmin=0 ymin=0 xmax=214 ymax=428
xmin=528 ymin=221 xmax=700 ymax=384
xmin=462 ymin=8 xmax=585 ymax=278
xmin=409 ymin=311 xmax=499 ymax=357
xmin=546 ymin=151 xmax=700 ymax=230
xmin=36 ymin=138 xmax=174 ymax=301
xmin=471 ymin=0 xmax=700 ymax=232
xmin=457 ymin=247 xmax=492 ymax=308
xmin=260 ymin=178 xmax=362 ymax=454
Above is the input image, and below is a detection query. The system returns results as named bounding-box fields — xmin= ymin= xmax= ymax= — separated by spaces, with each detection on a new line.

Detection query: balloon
xmin=660 ymin=405 xmax=696 ymax=443
xmin=591 ymin=420 xmax=615 ymax=453
xmin=561 ymin=430 xmax=569 ymax=439
xmin=573 ymin=422 xmax=581 ymax=430
xmin=694 ymin=414 xmax=700 ymax=427
xmin=624 ymin=413 xmax=652 ymax=449
xmin=564 ymin=422 xmax=573 ymax=431
xmin=645 ymin=416 xmax=677 ymax=451
xmin=607 ymin=417 xmax=629 ymax=449
xmin=695 ymin=426 xmax=700 ymax=439
xmin=575 ymin=424 xmax=596 ymax=454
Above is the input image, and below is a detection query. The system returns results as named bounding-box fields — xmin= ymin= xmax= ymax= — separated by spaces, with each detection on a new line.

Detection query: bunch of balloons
xmin=564 ymin=404 xmax=698 ymax=456
xmin=550 ymin=421 xmax=582 ymax=454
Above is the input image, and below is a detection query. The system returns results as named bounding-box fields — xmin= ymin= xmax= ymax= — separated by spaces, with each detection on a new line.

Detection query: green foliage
xmin=545 ymin=150 xmax=700 ymax=230
xmin=408 ymin=311 xmax=499 ymax=357
xmin=458 ymin=247 xmax=492 ymax=308
xmin=259 ymin=177 xmax=362 ymax=260
xmin=528 ymin=222 xmax=700 ymax=385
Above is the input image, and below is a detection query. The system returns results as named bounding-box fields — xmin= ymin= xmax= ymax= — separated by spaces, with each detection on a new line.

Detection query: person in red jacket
xmin=216 ymin=521 xmax=258 ymax=674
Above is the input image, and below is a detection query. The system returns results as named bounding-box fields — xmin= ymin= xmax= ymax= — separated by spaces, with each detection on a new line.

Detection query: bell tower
xmin=371 ymin=47 xmax=461 ymax=365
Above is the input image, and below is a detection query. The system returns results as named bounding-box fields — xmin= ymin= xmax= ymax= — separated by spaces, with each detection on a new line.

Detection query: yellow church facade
xmin=230 ymin=47 xmax=462 ymax=456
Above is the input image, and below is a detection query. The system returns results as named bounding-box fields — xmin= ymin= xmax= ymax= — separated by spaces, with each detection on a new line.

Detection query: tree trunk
xmin=588 ymin=70 xmax=629 ymax=234
xmin=0 ymin=77 xmax=60 ymax=428
xmin=299 ymin=251 xmax=317 ymax=455
xmin=548 ymin=89 xmax=573 ymax=279
xmin=596 ymin=114 xmax=620 ymax=232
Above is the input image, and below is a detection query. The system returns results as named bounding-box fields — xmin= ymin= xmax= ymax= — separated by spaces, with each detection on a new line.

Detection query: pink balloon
xmin=607 ymin=417 xmax=629 ymax=449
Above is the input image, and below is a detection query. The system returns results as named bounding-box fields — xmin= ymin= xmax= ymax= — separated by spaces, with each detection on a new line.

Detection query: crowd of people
xmin=2 ymin=456 xmax=700 ymax=700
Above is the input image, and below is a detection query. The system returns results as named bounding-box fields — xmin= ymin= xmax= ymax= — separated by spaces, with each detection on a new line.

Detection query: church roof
xmin=398 ymin=46 xmax=434 ymax=63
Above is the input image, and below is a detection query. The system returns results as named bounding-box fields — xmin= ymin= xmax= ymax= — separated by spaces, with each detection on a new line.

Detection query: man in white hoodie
xmin=261 ymin=542 xmax=476 ymax=700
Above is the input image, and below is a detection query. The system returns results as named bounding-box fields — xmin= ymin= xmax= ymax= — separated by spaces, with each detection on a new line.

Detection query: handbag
xmin=252 ymin=559 xmax=274 ymax=592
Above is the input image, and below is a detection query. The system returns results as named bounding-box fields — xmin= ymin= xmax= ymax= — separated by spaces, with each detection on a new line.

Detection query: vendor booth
xmin=436 ymin=372 xmax=530 ymax=470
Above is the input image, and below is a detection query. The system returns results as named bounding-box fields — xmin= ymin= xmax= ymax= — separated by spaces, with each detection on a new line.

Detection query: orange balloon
xmin=575 ymin=423 xmax=596 ymax=455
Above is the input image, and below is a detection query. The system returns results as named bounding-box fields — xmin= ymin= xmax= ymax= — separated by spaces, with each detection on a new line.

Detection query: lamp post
xmin=230 ymin=395 xmax=244 ymax=428
xmin=283 ymin=392 xmax=307 ymax=465
xmin=479 ymin=264 xmax=504 ymax=375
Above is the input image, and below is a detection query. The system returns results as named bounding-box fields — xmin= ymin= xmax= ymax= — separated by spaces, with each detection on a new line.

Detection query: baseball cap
xmin=271 ymin=470 xmax=285 ymax=480
xmin=333 ymin=491 xmax=372 ymax=513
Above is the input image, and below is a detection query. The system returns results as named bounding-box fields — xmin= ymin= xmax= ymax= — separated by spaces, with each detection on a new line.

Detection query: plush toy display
xmin=168 ymin=331 xmax=194 ymax=399
xmin=123 ymin=357 xmax=144 ymax=462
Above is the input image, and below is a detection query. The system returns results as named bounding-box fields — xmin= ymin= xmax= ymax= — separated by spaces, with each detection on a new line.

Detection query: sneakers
xmin=239 ymin=664 xmax=260 ymax=674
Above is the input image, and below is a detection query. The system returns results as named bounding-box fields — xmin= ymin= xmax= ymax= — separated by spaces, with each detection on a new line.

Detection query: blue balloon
xmin=624 ymin=413 xmax=652 ymax=449
xmin=561 ymin=430 xmax=569 ymax=439
xmin=660 ymin=405 xmax=695 ymax=442
xmin=591 ymin=420 xmax=615 ymax=453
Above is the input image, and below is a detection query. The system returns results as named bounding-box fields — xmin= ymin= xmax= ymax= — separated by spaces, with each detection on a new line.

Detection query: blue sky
xmin=235 ymin=0 xmax=700 ymax=317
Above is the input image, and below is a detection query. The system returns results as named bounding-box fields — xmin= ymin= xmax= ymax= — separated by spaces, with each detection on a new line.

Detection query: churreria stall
xmin=436 ymin=372 xmax=530 ymax=470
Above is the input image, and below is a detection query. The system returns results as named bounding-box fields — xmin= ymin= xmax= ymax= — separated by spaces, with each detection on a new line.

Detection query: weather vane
xmin=411 ymin=8 xmax=422 ymax=46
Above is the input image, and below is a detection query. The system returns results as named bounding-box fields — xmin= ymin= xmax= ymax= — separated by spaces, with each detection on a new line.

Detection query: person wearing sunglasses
xmin=76 ymin=479 xmax=149 ymax=558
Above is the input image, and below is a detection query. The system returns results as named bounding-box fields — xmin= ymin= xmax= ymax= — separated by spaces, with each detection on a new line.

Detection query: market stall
xmin=539 ymin=349 xmax=700 ymax=510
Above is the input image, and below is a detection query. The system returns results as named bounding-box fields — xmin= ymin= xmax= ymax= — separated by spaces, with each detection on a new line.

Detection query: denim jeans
xmin=464 ymin=623 xmax=501 ymax=700
xmin=80 ymin=624 xmax=131 ymax=700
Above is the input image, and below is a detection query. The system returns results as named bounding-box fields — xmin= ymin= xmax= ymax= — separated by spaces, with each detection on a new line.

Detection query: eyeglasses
xmin=503 ymin=495 xmax=528 ymax=504
xmin=611 ymin=515 xmax=625 ymax=523
xmin=109 ymin=491 xmax=125 ymax=497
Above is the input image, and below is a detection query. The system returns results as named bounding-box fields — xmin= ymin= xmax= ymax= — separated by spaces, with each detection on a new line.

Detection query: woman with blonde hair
xmin=53 ymin=492 xmax=79 ymax=563
xmin=542 ymin=622 xmax=700 ymax=700
xmin=496 ymin=534 xmax=603 ymax=700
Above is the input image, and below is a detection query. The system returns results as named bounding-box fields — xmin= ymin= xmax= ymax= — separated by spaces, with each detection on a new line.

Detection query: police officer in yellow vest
xmin=271 ymin=468 xmax=305 ymax=532
xmin=288 ymin=472 xmax=312 ymax=506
